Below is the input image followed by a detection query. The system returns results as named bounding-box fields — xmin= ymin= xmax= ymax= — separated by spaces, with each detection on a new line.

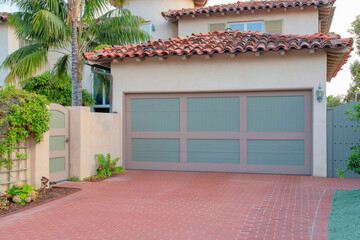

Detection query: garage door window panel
xmin=188 ymin=139 xmax=240 ymax=164
xmin=131 ymin=139 xmax=180 ymax=162
xmin=187 ymin=97 xmax=240 ymax=132
xmin=247 ymin=140 xmax=305 ymax=166
xmin=247 ymin=96 xmax=304 ymax=132
xmin=131 ymin=98 xmax=180 ymax=132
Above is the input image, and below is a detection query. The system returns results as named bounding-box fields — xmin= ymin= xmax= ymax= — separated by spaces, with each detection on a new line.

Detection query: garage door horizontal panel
xmin=188 ymin=97 xmax=240 ymax=132
xmin=131 ymin=139 xmax=180 ymax=162
xmin=131 ymin=98 xmax=180 ymax=132
xmin=247 ymin=96 xmax=304 ymax=132
xmin=188 ymin=139 xmax=240 ymax=164
xmin=247 ymin=140 xmax=304 ymax=166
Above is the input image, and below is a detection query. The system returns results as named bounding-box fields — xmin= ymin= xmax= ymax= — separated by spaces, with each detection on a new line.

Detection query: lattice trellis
xmin=0 ymin=140 xmax=29 ymax=194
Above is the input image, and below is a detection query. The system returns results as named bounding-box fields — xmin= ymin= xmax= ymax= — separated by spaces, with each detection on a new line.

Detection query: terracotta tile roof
xmin=162 ymin=0 xmax=335 ymax=19
xmin=84 ymin=31 xmax=352 ymax=81
xmin=0 ymin=12 xmax=9 ymax=22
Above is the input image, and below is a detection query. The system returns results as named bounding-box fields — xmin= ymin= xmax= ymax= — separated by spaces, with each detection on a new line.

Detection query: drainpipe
xmin=318 ymin=7 xmax=335 ymax=33
xmin=91 ymin=66 xmax=113 ymax=113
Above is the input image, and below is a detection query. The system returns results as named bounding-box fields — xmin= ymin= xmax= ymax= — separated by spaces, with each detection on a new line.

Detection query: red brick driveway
xmin=1 ymin=171 xmax=360 ymax=240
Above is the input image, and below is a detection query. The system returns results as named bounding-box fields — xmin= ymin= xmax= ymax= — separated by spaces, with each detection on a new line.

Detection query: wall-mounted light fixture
xmin=316 ymin=83 xmax=324 ymax=102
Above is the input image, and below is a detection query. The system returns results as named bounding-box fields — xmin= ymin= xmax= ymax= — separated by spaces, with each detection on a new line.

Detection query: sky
xmin=207 ymin=0 xmax=360 ymax=97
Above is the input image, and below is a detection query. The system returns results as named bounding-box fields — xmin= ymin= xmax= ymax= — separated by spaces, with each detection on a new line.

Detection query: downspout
xmin=91 ymin=66 xmax=113 ymax=113
xmin=318 ymin=7 xmax=336 ymax=34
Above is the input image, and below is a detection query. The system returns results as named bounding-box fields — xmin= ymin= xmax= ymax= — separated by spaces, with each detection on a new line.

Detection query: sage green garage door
xmin=125 ymin=91 xmax=312 ymax=175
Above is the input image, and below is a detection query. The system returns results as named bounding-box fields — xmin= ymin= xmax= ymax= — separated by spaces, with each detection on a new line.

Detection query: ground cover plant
xmin=328 ymin=188 xmax=360 ymax=239
xmin=0 ymin=177 xmax=79 ymax=218
xmin=6 ymin=182 xmax=38 ymax=205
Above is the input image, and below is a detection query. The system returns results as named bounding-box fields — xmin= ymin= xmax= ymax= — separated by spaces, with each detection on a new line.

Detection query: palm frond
xmin=1 ymin=43 xmax=49 ymax=84
xmin=33 ymin=10 xmax=70 ymax=43
xmin=87 ymin=8 xmax=150 ymax=46
xmin=83 ymin=0 xmax=128 ymax=21
xmin=52 ymin=53 xmax=70 ymax=80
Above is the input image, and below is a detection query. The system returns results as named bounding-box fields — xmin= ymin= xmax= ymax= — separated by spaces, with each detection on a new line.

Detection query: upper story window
xmin=93 ymin=69 xmax=110 ymax=113
xmin=141 ymin=22 xmax=155 ymax=36
xmin=209 ymin=20 xmax=283 ymax=34
xmin=19 ymin=39 xmax=33 ymax=48
xmin=228 ymin=22 xmax=263 ymax=32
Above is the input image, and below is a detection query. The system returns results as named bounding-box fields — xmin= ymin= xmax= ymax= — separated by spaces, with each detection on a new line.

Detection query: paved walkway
xmin=1 ymin=171 xmax=360 ymax=240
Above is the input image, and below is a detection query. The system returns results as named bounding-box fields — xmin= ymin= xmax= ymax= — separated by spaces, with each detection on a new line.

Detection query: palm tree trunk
xmin=71 ymin=22 xmax=79 ymax=106
xmin=70 ymin=0 xmax=79 ymax=106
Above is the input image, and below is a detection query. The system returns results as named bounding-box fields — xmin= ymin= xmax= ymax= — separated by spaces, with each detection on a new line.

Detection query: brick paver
xmin=1 ymin=171 xmax=360 ymax=240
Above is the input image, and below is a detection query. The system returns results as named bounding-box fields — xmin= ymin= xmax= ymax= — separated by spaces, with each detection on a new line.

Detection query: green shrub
xmin=6 ymin=182 xmax=38 ymax=205
xmin=96 ymin=153 xmax=125 ymax=178
xmin=23 ymin=71 xmax=96 ymax=107
xmin=0 ymin=86 xmax=50 ymax=169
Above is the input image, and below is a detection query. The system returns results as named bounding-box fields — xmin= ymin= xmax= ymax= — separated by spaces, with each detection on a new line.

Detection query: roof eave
xmin=326 ymin=46 xmax=353 ymax=82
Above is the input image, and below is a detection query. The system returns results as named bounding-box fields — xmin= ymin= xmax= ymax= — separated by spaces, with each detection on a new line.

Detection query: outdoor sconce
xmin=316 ymin=83 xmax=324 ymax=102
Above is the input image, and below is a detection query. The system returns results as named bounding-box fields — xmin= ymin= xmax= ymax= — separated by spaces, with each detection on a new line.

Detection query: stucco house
xmin=83 ymin=0 xmax=353 ymax=177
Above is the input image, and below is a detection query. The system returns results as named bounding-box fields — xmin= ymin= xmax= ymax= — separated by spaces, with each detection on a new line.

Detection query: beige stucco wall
xmin=67 ymin=107 xmax=121 ymax=179
xmin=29 ymin=132 xmax=50 ymax=189
xmin=178 ymin=7 xmax=319 ymax=36
xmin=127 ymin=0 xmax=195 ymax=40
xmin=111 ymin=50 xmax=328 ymax=177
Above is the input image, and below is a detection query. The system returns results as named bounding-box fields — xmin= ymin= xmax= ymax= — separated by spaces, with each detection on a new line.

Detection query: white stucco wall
xmin=178 ymin=7 xmax=319 ymax=36
xmin=110 ymin=50 xmax=328 ymax=177
xmin=127 ymin=0 xmax=195 ymax=40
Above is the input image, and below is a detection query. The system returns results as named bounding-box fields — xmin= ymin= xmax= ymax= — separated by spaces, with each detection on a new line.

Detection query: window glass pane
xmin=209 ymin=23 xmax=226 ymax=32
xmin=141 ymin=23 xmax=153 ymax=35
xmin=93 ymin=68 xmax=110 ymax=107
xmin=105 ymin=87 xmax=110 ymax=105
xmin=265 ymin=20 xmax=283 ymax=34
xmin=247 ymin=22 xmax=263 ymax=32
xmin=228 ymin=23 xmax=245 ymax=31
xmin=93 ymin=76 xmax=103 ymax=105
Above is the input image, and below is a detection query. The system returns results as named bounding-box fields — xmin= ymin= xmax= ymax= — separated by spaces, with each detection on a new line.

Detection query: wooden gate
xmin=49 ymin=103 xmax=70 ymax=181
xmin=327 ymin=102 xmax=360 ymax=178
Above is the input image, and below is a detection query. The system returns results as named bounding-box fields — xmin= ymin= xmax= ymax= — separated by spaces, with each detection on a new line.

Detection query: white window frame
xmin=228 ymin=21 xmax=264 ymax=32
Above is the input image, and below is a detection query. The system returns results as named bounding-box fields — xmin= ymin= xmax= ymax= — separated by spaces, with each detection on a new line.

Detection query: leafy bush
xmin=23 ymin=71 xmax=96 ymax=107
xmin=96 ymin=153 xmax=125 ymax=178
xmin=6 ymin=182 xmax=38 ymax=205
xmin=0 ymin=86 xmax=50 ymax=169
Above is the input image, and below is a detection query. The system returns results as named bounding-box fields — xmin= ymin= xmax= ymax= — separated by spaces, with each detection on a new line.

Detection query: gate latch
xmin=65 ymin=137 xmax=70 ymax=143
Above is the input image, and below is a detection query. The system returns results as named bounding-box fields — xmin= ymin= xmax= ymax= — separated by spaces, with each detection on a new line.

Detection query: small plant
xmin=95 ymin=153 xmax=125 ymax=178
xmin=69 ymin=177 xmax=81 ymax=182
xmin=83 ymin=175 xmax=105 ymax=182
xmin=0 ymin=198 xmax=9 ymax=210
xmin=6 ymin=182 xmax=38 ymax=205
xmin=41 ymin=176 xmax=56 ymax=189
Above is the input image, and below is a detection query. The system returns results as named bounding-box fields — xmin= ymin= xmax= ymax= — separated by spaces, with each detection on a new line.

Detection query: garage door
xmin=125 ymin=91 xmax=312 ymax=175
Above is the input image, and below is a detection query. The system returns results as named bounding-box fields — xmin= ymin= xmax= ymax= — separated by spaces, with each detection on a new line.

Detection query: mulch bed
xmin=0 ymin=187 xmax=80 ymax=218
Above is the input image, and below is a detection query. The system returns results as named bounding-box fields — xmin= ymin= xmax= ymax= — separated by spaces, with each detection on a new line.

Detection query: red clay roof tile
xmin=0 ymin=12 xmax=9 ymax=22
xmin=84 ymin=30 xmax=352 ymax=81
xmin=162 ymin=0 xmax=335 ymax=20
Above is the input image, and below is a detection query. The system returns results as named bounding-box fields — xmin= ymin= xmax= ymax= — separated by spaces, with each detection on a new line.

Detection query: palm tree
xmin=2 ymin=0 xmax=149 ymax=106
